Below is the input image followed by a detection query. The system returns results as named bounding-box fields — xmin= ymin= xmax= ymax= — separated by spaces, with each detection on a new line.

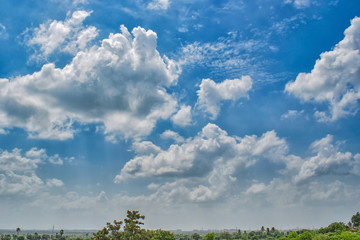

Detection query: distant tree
xmin=191 ymin=233 xmax=200 ymax=240
xmin=219 ymin=232 xmax=231 ymax=240
xmin=298 ymin=231 xmax=312 ymax=240
xmin=261 ymin=227 xmax=264 ymax=233
xmin=16 ymin=229 xmax=21 ymax=236
xmin=287 ymin=232 xmax=297 ymax=239
xmin=152 ymin=229 xmax=175 ymax=240
xmin=351 ymin=212 xmax=360 ymax=227
xmin=202 ymin=233 xmax=214 ymax=240
xmin=318 ymin=222 xmax=347 ymax=233
xmin=232 ymin=231 xmax=242 ymax=239
xmin=17 ymin=237 xmax=24 ymax=240
xmin=34 ymin=233 xmax=40 ymax=240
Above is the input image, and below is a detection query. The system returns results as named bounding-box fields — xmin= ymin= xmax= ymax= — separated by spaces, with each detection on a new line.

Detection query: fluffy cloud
xmin=293 ymin=135 xmax=360 ymax=183
xmin=115 ymin=123 xmax=288 ymax=202
xmin=160 ymin=130 xmax=185 ymax=143
xmin=27 ymin=10 xmax=97 ymax=57
xmin=171 ymin=105 xmax=192 ymax=126
xmin=285 ymin=17 xmax=360 ymax=122
xmin=1 ymin=20 xmax=180 ymax=140
xmin=147 ymin=0 xmax=170 ymax=10
xmin=0 ymin=148 xmax=65 ymax=196
xmin=114 ymin=124 xmax=360 ymax=204
xmin=197 ymin=76 xmax=252 ymax=119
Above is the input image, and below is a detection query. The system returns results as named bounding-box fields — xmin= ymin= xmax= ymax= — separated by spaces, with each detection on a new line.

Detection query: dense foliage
xmin=3 ymin=211 xmax=360 ymax=240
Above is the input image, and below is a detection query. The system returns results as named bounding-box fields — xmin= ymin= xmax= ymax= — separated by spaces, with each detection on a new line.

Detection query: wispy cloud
xmin=147 ymin=0 xmax=171 ymax=10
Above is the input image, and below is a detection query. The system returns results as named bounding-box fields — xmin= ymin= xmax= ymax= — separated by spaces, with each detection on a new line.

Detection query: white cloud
xmin=0 ymin=23 xmax=8 ymax=39
xmin=271 ymin=14 xmax=307 ymax=35
xmin=284 ymin=0 xmax=311 ymax=8
xmin=131 ymin=141 xmax=161 ymax=155
xmin=171 ymin=105 xmax=192 ymax=126
xmin=0 ymin=148 xmax=66 ymax=196
xmin=147 ymin=0 xmax=170 ymax=10
xmin=1 ymin=23 xmax=180 ymax=140
xmin=197 ymin=76 xmax=252 ymax=119
xmin=46 ymin=178 xmax=64 ymax=187
xmin=27 ymin=10 xmax=97 ymax=57
xmin=293 ymin=135 xmax=359 ymax=183
xmin=0 ymin=129 xmax=8 ymax=135
xmin=115 ymin=123 xmax=288 ymax=202
xmin=48 ymin=154 xmax=64 ymax=165
xmin=160 ymin=130 xmax=185 ymax=143
xmin=245 ymin=182 xmax=266 ymax=194
xmin=281 ymin=109 xmax=305 ymax=120
xmin=285 ymin=17 xmax=360 ymax=122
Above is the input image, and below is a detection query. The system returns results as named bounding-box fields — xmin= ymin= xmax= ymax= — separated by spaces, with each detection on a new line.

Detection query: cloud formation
xmin=286 ymin=17 xmax=360 ymax=122
xmin=27 ymin=10 xmax=97 ymax=57
xmin=171 ymin=105 xmax=192 ymax=126
xmin=147 ymin=0 xmax=170 ymax=10
xmin=197 ymin=76 xmax=252 ymax=119
xmin=115 ymin=123 xmax=288 ymax=202
xmin=1 ymin=17 xmax=180 ymax=140
xmin=114 ymin=123 xmax=360 ymax=205
xmin=293 ymin=135 xmax=360 ymax=183
xmin=0 ymin=148 xmax=64 ymax=196
xmin=284 ymin=0 xmax=311 ymax=9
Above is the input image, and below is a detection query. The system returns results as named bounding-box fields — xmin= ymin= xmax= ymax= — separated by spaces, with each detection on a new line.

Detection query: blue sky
xmin=0 ymin=0 xmax=360 ymax=231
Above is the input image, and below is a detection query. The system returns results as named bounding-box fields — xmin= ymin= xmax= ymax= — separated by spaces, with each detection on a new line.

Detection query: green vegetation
xmin=2 ymin=211 xmax=360 ymax=240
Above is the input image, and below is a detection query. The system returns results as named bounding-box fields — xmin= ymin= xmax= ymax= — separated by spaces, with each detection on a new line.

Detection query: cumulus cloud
xmin=160 ymin=130 xmax=185 ymax=143
xmin=245 ymin=182 xmax=266 ymax=194
xmin=114 ymin=123 xmax=360 ymax=204
xmin=27 ymin=10 xmax=97 ymax=57
xmin=1 ymin=22 xmax=180 ymax=140
xmin=197 ymin=76 xmax=252 ymax=119
xmin=115 ymin=123 xmax=288 ymax=202
xmin=171 ymin=105 xmax=192 ymax=126
xmin=147 ymin=0 xmax=170 ymax=10
xmin=0 ymin=148 xmax=65 ymax=195
xmin=285 ymin=17 xmax=360 ymax=122
xmin=293 ymin=135 xmax=359 ymax=183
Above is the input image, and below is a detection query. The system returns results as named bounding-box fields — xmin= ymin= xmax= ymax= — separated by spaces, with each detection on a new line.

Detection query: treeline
xmin=3 ymin=211 xmax=360 ymax=240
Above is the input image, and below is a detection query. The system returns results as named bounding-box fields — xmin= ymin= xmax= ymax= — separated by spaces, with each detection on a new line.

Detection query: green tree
xmin=287 ymin=232 xmax=298 ymax=239
xmin=318 ymin=222 xmax=347 ymax=234
xmin=191 ymin=233 xmax=201 ymax=240
xmin=219 ymin=232 xmax=231 ymax=240
xmin=203 ymin=233 xmax=215 ymax=240
xmin=152 ymin=230 xmax=175 ymax=240
xmin=298 ymin=231 xmax=312 ymax=240
xmin=124 ymin=210 xmax=145 ymax=240
xmin=351 ymin=212 xmax=360 ymax=227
